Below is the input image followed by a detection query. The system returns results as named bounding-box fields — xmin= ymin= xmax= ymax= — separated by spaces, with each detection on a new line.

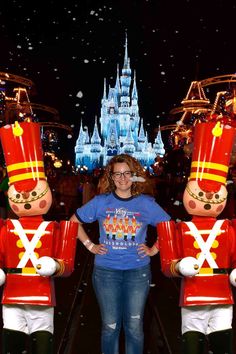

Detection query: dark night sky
xmin=1 ymin=0 xmax=236 ymax=160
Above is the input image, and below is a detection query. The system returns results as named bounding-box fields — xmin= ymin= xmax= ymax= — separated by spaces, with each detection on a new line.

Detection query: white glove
xmin=35 ymin=256 xmax=58 ymax=276
xmin=177 ymin=256 xmax=200 ymax=277
xmin=229 ymin=269 xmax=236 ymax=287
xmin=0 ymin=269 xmax=6 ymax=286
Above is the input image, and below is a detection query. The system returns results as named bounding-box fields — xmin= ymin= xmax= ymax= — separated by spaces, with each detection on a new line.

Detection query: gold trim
xmin=9 ymin=172 xmax=46 ymax=184
xmin=190 ymin=172 xmax=226 ymax=184
xmin=199 ymin=268 xmax=213 ymax=274
xmin=9 ymin=184 xmax=49 ymax=203
xmin=22 ymin=267 xmax=37 ymax=274
xmin=185 ymin=185 xmax=227 ymax=204
xmin=7 ymin=161 xmax=44 ymax=172
xmin=170 ymin=260 xmax=180 ymax=277
xmin=191 ymin=161 xmax=228 ymax=173
xmin=54 ymin=259 xmax=65 ymax=277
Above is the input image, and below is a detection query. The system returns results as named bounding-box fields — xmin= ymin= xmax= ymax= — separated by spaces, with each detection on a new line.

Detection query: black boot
xmin=2 ymin=328 xmax=28 ymax=354
xmin=208 ymin=329 xmax=233 ymax=354
xmin=181 ymin=331 xmax=206 ymax=354
xmin=30 ymin=330 xmax=53 ymax=354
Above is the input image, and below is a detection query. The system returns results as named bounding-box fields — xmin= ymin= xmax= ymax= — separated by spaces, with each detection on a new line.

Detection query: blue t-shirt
xmin=75 ymin=192 xmax=170 ymax=270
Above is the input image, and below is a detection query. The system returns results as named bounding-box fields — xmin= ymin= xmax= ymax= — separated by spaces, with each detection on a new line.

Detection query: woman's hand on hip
xmin=137 ymin=244 xmax=159 ymax=257
xmin=90 ymin=243 xmax=108 ymax=255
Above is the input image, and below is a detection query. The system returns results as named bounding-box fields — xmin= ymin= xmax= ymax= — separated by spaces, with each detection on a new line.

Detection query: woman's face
xmin=111 ymin=162 xmax=133 ymax=196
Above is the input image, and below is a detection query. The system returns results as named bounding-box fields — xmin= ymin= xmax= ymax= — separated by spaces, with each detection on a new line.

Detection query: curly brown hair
xmin=98 ymin=154 xmax=148 ymax=196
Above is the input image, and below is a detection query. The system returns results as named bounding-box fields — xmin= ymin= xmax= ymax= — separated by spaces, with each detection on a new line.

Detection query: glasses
xmin=112 ymin=171 xmax=132 ymax=180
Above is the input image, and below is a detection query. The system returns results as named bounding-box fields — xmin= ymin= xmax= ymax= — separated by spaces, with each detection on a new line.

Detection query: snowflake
xmin=76 ymin=91 xmax=83 ymax=98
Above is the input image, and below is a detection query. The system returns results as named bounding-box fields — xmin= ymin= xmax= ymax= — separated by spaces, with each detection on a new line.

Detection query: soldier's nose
xmin=22 ymin=192 xmax=30 ymax=199
xmin=205 ymin=192 xmax=214 ymax=200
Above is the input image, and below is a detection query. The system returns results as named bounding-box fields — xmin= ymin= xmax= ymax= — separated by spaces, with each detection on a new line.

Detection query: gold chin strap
xmin=185 ymin=184 xmax=227 ymax=205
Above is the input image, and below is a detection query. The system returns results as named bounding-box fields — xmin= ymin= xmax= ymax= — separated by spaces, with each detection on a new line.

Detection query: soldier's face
xmin=8 ymin=180 xmax=52 ymax=217
xmin=183 ymin=180 xmax=227 ymax=217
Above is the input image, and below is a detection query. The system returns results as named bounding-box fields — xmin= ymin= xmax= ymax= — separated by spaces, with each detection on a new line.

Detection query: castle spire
xmin=91 ymin=116 xmax=101 ymax=144
xmin=132 ymin=70 xmax=138 ymax=101
xmin=123 ymin=32 xmax=129 ymax=68
xmin=153 ymin=126 xmax=165 ymax=157
xmin=123 ymin=124 xmax=135 ymax=154
xmin=84 ymin=127 xmax=90 ymax=144
xmin=120 ymin=33 xmax=131 ymax=100
xmin=77 ymin=120 xmax=84 ymax=142
xmin=103 ymin=78 xmax=107 ymax=99
xmin=74 ymin=120 xmax=85 ymax=154
xmin=122 ymin=32 xmax=131 ymax=72
xmin=138 ymin=119 xmax=146 ymax=142
xmin=125 ymin=124 xmax=135 ymax=143
xmin=115 ymin=64 xmax=121 ymax=93
xmin=91 ymin=116 xmax=102 ymax=153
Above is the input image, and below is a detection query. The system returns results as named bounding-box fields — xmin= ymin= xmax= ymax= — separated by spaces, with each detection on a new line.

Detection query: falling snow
xmin=0 ymin=0 xmax=235 ymax=159
xmin=76 ymin=91 xmax=83 ymax=98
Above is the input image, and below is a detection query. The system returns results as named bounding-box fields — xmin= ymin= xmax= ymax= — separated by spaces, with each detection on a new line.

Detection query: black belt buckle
xmin=213 ymin=268 xmax=230 ymax=274
xmin=3 ymin=268 xmax=22 ymax=274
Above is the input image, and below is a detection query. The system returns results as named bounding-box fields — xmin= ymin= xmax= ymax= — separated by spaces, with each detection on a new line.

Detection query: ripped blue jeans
xmin=92 ymin=264 xmax=151 ymax=354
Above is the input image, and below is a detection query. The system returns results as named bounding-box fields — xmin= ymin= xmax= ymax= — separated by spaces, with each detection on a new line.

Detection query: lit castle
xmin=74 ymin=36 xmax=165 ymax=172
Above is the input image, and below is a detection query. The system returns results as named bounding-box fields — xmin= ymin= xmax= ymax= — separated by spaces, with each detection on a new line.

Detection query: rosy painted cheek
xmin=188 ymin=200 xmax=196 ymax=209
xmin=11 ymin=204 xmax=19 ymax=212
xmin=39 ymin=200 xmax=47 ymax=209
xmin=216 ymin=205 xmax=224 ymax=213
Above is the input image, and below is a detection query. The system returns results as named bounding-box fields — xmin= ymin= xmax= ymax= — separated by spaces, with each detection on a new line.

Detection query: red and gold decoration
xmin=0 ymin=120 xmax=46 ymax=191
xmin=0 ymin=116 xmax=78 ymax=352
xmin=189 ymin=121 xmax=235 ymax=191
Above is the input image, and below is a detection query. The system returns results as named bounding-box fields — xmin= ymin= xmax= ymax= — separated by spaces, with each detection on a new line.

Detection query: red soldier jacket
xmin=157 ymin=216 xmax=236 ymax=307
xmin=0 ymin=216 xmax=78 ymax=306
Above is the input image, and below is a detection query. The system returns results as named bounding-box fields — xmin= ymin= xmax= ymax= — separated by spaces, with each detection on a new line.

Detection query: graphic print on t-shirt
xmin=102 ymin=207 xmax=141 ymax=248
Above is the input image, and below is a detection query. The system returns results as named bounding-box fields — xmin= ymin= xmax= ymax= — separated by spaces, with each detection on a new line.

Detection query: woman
xmin=70 ymin=154 xmax=170 ymax=354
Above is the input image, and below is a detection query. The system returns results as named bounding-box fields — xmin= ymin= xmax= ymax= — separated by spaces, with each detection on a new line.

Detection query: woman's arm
xmin=70 ymin=214 xmax=107 ymax=255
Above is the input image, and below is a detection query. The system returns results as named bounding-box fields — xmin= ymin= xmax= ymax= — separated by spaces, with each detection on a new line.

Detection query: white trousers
xmin=181 ymin=305 xmax=233 ymax=335
xmin=2 ymin=304 xmax=54 ymax=334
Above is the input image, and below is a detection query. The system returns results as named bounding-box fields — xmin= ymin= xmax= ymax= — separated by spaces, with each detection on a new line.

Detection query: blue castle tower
xmin=74 ymin=35 xmax=165 ymax=172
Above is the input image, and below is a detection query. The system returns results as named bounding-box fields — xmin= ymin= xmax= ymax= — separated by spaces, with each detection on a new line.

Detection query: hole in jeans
xmin=108 ymin=322 xmax=117 ymax=329
xmin=131 ymin=315 xmax=140 ymax=319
